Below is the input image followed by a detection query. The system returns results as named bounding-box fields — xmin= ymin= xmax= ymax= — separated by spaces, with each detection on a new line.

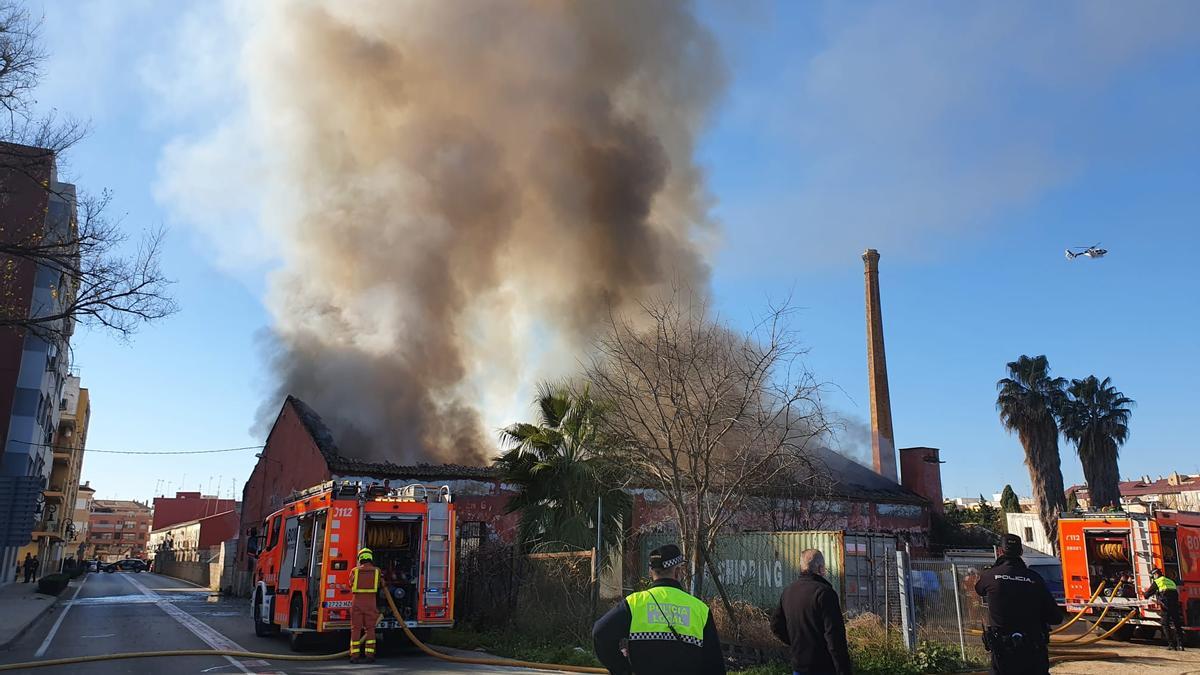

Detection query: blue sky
xmin=33 ymin=1 xmax=1200 ymax=504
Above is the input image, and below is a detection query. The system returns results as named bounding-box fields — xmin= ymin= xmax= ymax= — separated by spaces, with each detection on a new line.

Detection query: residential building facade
xmin=73 ymin=481 xmax=95 ymax=558
xmin=0 ymin=142 xmax=79 ymax=582
xmin=150 ymin=510 xmax=239 ymax=562
xmin=17 ymin=376 xmax=90 ymax=571
xmin=87 ymin=499 xmax=152 ymax=561
xmin=1069 ymin=472 xmax=1200 ymax=513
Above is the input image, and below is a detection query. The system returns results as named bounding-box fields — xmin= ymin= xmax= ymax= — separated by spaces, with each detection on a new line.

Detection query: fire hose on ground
xmin=0 ymin=587 xmax=606 ymax=673
xmin=1054 ymin=584 xmax=1123 ymax=643
xmin=960 ymin=611 xmax=1142 ymax=675
xmin=1052 ymin=582 xmax=1106 ymax=634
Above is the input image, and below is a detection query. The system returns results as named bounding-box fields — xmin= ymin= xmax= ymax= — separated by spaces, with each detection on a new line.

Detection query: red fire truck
xmin=1059 ymin=509 xmax=1200 ymax=642
xmin=247 ymin=480 xmax=456 ymax=650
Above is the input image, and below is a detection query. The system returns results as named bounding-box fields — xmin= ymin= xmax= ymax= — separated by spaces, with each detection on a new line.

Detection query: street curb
xmin=0 ymin=587 xmax=63 ymax=651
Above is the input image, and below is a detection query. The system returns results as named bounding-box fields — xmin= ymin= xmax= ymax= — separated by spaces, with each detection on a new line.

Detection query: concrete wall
xmin=154 ymin=543 xmax=227 ymax=591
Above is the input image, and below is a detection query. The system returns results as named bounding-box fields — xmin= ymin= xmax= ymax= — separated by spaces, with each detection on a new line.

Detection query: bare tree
xmin=0 ymin=3 xmax=175 ymax=341
xmin=586 ymin=290 xmax=831 ymax=600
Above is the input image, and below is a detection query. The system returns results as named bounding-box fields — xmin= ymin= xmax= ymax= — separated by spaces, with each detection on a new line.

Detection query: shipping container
xmin=639 ymin=531 xmax=888 ymax=611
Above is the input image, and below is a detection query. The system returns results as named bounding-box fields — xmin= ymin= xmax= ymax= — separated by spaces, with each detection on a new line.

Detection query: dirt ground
xmin=1051 ymin=639 xmax=1200 ymax=674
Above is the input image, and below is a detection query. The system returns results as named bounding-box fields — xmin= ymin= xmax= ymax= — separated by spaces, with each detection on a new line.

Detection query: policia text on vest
xmin=592 ymin=544 xmax=725 ymax=674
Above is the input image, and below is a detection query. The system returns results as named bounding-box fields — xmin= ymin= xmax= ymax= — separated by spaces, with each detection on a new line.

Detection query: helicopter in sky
xmin=1065 ymin=244 xmax=1107 ymax=260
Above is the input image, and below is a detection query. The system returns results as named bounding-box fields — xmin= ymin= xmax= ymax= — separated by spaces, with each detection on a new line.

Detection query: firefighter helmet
xmin=358 ymin=547 xmax=373 ymax=562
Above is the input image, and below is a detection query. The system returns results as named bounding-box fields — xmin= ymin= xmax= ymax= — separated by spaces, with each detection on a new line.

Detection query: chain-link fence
xmin=455 ymin=542 xmax=597 ymax=645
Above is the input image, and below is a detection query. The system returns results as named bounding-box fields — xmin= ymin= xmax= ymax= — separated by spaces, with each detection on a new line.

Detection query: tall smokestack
xmin=863 ymin=249 xmax=898 ymax=482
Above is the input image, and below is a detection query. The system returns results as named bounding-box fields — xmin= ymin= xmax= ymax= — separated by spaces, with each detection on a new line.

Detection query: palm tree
xmin=997 ymin=355 xmax=1068 ymax=552
xmin=1060 ymin=376 xmax=1133 ymax=510
xmin=497 ymin=383 xmax=630 ymax=556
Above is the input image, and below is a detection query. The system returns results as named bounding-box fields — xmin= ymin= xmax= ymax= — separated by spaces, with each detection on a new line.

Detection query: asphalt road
xmin=1 ymin=572 xmax=574 ymax=674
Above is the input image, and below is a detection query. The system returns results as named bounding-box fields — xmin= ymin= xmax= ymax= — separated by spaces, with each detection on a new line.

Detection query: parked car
xmin=86 ymin=559 xmax=100 ymax=572
xmin=103 ymin=559 xmax=148 ymax=573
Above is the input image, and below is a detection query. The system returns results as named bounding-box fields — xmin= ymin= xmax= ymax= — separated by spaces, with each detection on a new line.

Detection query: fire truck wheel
xmin=253 ymin=590 xmax=275 ymax=638
xmin=288 ymin=594 xmax=309 ymax=652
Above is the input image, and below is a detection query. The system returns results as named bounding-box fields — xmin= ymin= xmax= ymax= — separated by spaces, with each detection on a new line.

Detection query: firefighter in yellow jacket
xmin=350 ymin=547 xmax=383 ymax=663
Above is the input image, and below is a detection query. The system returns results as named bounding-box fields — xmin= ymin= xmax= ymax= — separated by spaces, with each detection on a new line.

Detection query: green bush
xmin=37 ymin=573 xmax=70 ymax=595
xmin=914 ymin=640 xmax=961 ymax=673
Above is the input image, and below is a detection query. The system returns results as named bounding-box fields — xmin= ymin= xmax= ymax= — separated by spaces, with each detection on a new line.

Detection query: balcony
xmin=32 ymin=520 xmax=64 ymax=541
xmin=44 ymin=488 xmax=66 ymax=502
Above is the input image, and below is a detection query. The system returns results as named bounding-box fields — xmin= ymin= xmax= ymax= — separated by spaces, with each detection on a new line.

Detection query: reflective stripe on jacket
xmin=625 ymin=585 xmax=709 ymax=646
xmin=352 ymin=565 xmax=379 ymax=593
xmin=1154 ymin=576 xmax=1178 ymax=592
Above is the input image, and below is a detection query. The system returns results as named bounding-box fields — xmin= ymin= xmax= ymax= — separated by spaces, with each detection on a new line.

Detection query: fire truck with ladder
xmin=247 ymin=480 xmax=456 ymax=650
xmin=1059 ymin=509 xmax=1200 ymax=643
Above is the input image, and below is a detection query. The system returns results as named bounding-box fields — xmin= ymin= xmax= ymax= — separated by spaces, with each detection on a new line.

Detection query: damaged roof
xmin=285 ymin=395 xmax=501 ymax=481
xmin=808 ymin=446 xmax=927 ymax=504
xmin=281 ymin=395 xmax=923 ymax=502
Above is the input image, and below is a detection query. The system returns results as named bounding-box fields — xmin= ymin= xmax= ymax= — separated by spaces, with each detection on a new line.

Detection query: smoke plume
xmin=220 ymin=1 xmax=724 ymax=463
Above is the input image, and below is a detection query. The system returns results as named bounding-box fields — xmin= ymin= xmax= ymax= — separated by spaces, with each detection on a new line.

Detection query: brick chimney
xmin=899 ymin=447 xmax=944 ymax=514
xmin=863 ymin=249 xmax=898 ymax=482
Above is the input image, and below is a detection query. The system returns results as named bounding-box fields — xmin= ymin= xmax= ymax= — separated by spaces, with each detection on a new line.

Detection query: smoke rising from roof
xmin=212 ymin=2 xmax=724 ymax=463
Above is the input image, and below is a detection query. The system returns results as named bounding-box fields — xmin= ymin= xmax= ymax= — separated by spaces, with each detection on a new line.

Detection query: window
xmin=268 ymin=515 xmax=283 ymax=550
xmin=1024 ymin=527 xmax=1034 ymax=542
xmin=124 ymin=521 xmax=136 ymax=528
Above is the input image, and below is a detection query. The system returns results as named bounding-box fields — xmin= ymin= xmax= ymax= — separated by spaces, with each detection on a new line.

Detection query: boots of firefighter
xmin=364 ymin=637 xmax=377 ymax=663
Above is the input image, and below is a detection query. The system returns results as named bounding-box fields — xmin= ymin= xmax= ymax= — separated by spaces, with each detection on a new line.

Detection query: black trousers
xmin=984 ymin=633 xmax=1050 ymax=675
xmin=1162 ymin=592 xmax=1184 ymax=647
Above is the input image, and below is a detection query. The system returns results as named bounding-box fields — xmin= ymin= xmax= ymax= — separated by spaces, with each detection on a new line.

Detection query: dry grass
xmin=708 ymin=599 xmax=785 ymax=650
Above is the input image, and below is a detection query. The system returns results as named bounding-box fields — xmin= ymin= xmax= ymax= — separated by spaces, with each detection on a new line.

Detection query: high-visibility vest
xmin=351 ymin=565 xmax=379 ymax=593
xmin=1154 ymin=576 xmax=1178 ymax=592
xmin=625 ymin=585 xmax=708 ymax=647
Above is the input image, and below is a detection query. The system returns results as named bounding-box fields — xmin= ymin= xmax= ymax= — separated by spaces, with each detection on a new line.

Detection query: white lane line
xmin=34 ymin=572 xmax=88 ymax=657
xmin=123 ymin=573 xmax=275 ymax=675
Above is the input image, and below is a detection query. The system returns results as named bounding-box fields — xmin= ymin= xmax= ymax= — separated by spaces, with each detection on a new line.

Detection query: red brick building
xmin=238 ymin=396 xmax=518 ymax=573
xmin=241 ymin=396 xmax=935 ymax=568
xmin=152 ymin=491 xmax=237 ymax=531
xmin=150 ymin=510 xmax=240 ymax=556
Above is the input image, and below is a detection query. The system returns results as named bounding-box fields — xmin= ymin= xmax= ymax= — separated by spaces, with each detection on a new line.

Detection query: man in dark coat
xmin=975 ymin=534 xmax=1064 ymax=675
xmin=770 ymin=548 xmax=852 ymax=675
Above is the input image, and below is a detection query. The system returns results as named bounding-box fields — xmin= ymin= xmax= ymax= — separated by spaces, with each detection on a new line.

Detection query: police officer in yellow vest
xmin=350 ymin=547 xmax=383 ymax=663
xmin=1144 ymin=568 xmax=1185 ymax=651
xmin=593 ymin=544 xmax=725 ymax=674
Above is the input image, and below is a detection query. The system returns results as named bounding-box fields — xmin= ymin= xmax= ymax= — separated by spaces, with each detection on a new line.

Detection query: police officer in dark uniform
xmin=592 ymin=544 xmax=725 ymax=675
xmin=975 ymin=534 xmax=1064 ymax=675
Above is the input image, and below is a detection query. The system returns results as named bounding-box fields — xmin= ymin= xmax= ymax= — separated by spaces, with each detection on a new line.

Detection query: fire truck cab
xmin=247 ymin=480 xmax=456 ymax=650
xmin=1059 ymin=509 xmax=1200 ymax=642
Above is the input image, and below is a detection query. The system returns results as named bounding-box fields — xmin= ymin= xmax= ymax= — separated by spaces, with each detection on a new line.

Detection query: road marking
xmin=34 ymin=572 xmax=87 ymax=657
xmin=81 ymin=633 xmax=116 ymax=639
xmin=123 ymin=573 xmax=274 ymax=675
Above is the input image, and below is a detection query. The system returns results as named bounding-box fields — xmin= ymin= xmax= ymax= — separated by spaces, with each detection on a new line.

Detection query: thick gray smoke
xmin=245 ymin=1 xmax=723 ymax=463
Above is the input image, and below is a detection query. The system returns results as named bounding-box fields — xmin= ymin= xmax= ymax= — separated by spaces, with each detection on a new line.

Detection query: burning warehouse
xmin=238 ymin=396 xmax=941 ymax=599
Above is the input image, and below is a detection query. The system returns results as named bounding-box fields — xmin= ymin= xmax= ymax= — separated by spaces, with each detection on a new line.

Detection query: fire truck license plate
xmin=379 ymin=619 xmax=418 ymax=629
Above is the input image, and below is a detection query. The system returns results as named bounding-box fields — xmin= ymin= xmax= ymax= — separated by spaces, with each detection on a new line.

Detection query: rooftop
xmin=282 ymin=395 xmax=925 ymax=503
xmin=286 ymin=395 xmax=501 ymax=481
xmin=1069 ymin=471 xmax=1200 ymax=498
